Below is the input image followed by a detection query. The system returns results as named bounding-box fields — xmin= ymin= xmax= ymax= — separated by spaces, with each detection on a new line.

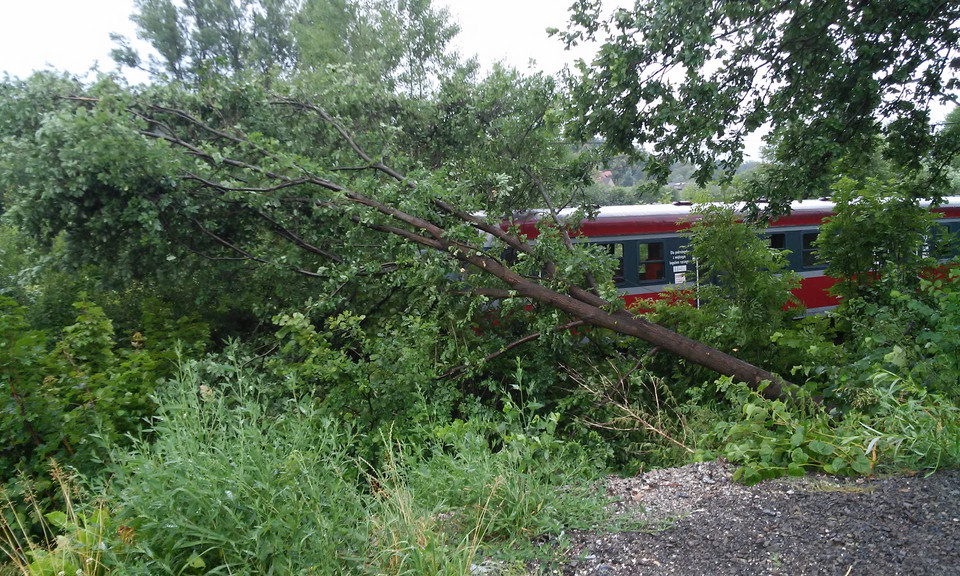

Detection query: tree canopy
xmin=114 ymin=0 xmax=461 ymax=94
xmin=559 ymin=0 xmax=960 ymax=211
xmin=4 ymin=6 xmax=960 ymax=556
xmin=0 ymin=65 xmax=794 ymax=397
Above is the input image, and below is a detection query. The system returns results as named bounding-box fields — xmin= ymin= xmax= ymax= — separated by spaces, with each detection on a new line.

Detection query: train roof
xmin=504 ymin=196 xmax=960 ymax=238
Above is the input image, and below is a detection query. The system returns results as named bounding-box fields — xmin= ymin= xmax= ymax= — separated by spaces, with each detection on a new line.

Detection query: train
xmin=503 ymin=197 xmax=960 ymax=313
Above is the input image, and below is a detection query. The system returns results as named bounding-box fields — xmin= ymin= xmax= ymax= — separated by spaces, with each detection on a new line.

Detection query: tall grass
xmin=107 ymin=356 xmax=370 ymax=575
xmin=1 ymin=462 xmax=113 ymax=576
xmin=97 ymin=352 xmax=608 ymax=574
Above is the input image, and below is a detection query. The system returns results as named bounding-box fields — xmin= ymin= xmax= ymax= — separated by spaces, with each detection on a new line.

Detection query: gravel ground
xmin=536 ymin=460 xmax=960 ymax=575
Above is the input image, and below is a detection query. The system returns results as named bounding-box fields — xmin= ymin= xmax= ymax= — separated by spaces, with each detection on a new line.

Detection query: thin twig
xmin=439 ymin=320 xmax=585 ymax=379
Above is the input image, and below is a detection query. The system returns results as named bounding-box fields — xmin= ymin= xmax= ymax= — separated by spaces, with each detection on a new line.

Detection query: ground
xmin=535 ymin=460 xmax=960 ymax=575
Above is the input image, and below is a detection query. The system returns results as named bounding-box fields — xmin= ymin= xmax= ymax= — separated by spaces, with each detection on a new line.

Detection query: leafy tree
xmin=381 ymin=0 xmax=461 ymax=97
xmin=118 ymin=0 xmax=461 ymax=91
xmin=292 ymin=0 xmax=380 ymax=74
xmin=119 ymin=0 xmax=298 ymax=80
xmin=943 ymin=106 xmax=960 ymax=195
xmin=559 ymin=0 xmax=960 ymax=211
xmin=816 ymin=177 xmax=944 ymax=302
xmin=686 ymin=204 xmax=800 ymax=362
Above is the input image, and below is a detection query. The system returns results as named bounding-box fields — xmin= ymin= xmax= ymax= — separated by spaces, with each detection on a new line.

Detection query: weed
xmin=1 ymin=461 xmax=116 ymax=576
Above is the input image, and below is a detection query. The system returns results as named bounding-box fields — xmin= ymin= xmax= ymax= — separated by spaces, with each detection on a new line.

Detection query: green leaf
xmin=44 ymin=510 xmax=69 ymax=530
xmin=808 ymin=439 xmax=834 ymax=456
xmin=851 ymin=455 xmax=873 ymax=475
xmin=787 ymin=462 xmax=806 ymax=477
xmin=790 ymin=426 xmax=806 ymax=447
xmin=790 ymin=447 xmax=809 ymax=465
xmin=186 ymin=552 xmax=206 ymax=570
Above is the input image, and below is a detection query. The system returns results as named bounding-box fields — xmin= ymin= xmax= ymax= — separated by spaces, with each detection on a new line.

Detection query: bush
xmin=817 ymin=177 xmax=944 ymax=302
xmin=107 ymin=351 xmax=369 ymax=575
xmin=700 ymin=374 xmax=960 ymax=484
xmin=0 ymin=297 xmax=181 ymax=487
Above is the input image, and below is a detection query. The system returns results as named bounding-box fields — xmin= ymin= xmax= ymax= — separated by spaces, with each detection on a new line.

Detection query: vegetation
xmin=1 ymin=0 xmax=959 ymax=573
xmin=560 ymin=0 xmax=960 ymax=212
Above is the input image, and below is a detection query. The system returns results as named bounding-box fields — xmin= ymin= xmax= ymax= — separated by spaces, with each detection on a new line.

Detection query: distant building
xmin=594 ymin=170 xmax=615 ymax=187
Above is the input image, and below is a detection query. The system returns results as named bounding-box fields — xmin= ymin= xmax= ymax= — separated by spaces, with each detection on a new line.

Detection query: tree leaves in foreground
xmin=559 ymin=0 xmax=960 ymax=210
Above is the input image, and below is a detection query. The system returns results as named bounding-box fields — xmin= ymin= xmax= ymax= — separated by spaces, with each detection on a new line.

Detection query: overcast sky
xmin=2 ymin=1 xmax=953 ymax=160
xmin=0 ymin=0 xmax=589 ymax=80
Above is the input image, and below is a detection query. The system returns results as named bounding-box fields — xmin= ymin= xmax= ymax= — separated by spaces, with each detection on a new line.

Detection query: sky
xmin=0 ymin=0 xmax=589 ymax=80
xmin=0 ymin=1 xmax=953 ymax=160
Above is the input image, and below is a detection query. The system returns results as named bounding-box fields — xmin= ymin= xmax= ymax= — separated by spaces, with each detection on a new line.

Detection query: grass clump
xmin=106 ymin=354 xmax=369 ymax=575
xmin=34 ymin=350 xmax=606 ymax=575
xmin=1 ymin=461 xmax=116 ymax=576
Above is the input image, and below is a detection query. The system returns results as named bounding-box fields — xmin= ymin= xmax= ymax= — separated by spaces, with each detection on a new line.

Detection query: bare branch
xmin=252 ymin=209 xmax=344 ymax=263
xmin=184 ymin=173 xmax=311 ymax=193
xmin=190 ymin=217 xmax=326 ymax=278
xmin=449 ymin=288 xmax=519 ymax=299
xmin=439 ymin=319 xmax=587 ymax=380
xmin=566 ymin=364 xmax=694 ymax=454
xmin=271 ymin=97 xmax=415 ymax=187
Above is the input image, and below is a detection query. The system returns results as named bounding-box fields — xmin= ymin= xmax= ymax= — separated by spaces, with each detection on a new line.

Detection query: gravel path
xmin=539 ymin=460 xmax=960 ymax=575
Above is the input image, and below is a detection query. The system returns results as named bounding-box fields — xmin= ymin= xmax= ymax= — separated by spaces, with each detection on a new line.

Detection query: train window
xmin=948 ymin=222 xmax=960 ymax=257
xmin=768 ymin=233 xmax=786 ymax=251
xmin=802 ymin=232 xmax=820 ymax=268
xmin=603 ymin=243 xmax=626 ymax=284
xmin=925 ymin=222 xmax=956 ymax=260
xmin=639 ymin=242 xmax=665 ymax=282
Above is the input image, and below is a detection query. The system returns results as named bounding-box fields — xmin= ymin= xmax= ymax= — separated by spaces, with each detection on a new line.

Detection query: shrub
xmin=702 ymin=374 xmax=960 ymax=484
xmin=107 ymin=352 xmax=369 ymax=575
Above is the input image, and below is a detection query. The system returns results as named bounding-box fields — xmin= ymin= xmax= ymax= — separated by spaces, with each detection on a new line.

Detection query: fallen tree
xmin=1 ymin=75 xmax=796 ymax=401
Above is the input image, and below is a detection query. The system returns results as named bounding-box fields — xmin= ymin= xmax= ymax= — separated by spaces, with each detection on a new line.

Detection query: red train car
xmin=504 ymin=198 xmax=960 ymax=313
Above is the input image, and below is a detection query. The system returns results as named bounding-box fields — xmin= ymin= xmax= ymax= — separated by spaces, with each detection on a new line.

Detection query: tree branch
xmin=271 ymin=97 xmax=415 ymax=187
xmin=439 ymin=319 xmax=587 ymax=380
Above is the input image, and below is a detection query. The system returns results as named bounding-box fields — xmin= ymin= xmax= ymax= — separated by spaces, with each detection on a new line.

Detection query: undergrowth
xmin=1 ymin=350 xmax=611 ymax=575
xmin=696 ymin=373 xmax=960 ymax=485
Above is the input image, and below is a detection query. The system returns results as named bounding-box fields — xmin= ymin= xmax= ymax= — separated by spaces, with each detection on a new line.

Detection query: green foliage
xmin=702 ymin=378 xmax=876 ymax=484
xmin=98 ymin=349 xmax=608 ymax=574
xmin=817 ymin=177 xmax=944 ymax=301
xmin=691 ymin=235 xmax=960 ymax=483
xmin=2 ymin=9 xmax=959 ymax=559
xmin=701 ymin=373 xmax=959 ymax=485
xmin=124 ymin=0 xmax=300 ymax=80
xmin=0 ymin=74 xmax=183 ymax=285
xmin=418 ymin=64 xmax=591 ymax=212
xmin=1 ymin=462 xmax=119 ymax=576
xmin=0 ymin=298 xmax=50 ymax=480
xmin=561 ymin=0 xmax=960 ymax=209
xmin=411 ymin=383 xmax=607 ymax=543
xmin=268 ymin=310 xmax=459 ymax=463
xmin=108 ymin=351 xmax=369 ymax=575
xmin=121 ymin=0 xmax=461 ymax=91
xmin=366 ymin=380 xmax=611 ymax=573
xmin=0 ymin=293 xmax=208 ymax=491
xmin=645 ymin=204 xmax=801 ymax=368
xmin=829 ymin=271 xmax=960 ymax=400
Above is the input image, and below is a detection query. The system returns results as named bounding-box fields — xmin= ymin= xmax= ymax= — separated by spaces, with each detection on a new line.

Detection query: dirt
xmin=535 ymin=460 xmax=960 ymax=575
